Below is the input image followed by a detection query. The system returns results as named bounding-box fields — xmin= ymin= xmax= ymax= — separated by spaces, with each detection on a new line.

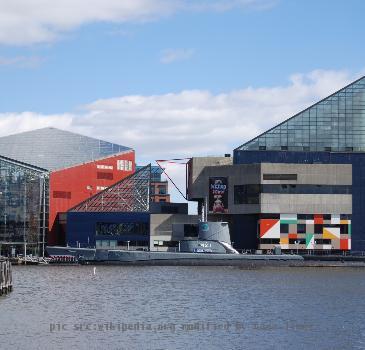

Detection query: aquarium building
xmin=188 ymin=76 xmax=365 ymax=252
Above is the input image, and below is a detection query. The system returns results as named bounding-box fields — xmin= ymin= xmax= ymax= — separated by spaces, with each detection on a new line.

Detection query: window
xmin=261 ymin=184 xmax=351 ymax=195
xmin=263 ymin=174 xmax=297 ymax=180
xmin=117 ymin=160 xmax=133 ymax=171
xmin=184 ymin=224 xmax=198 ymax=237
xmin=234 ymin=185 xmax=260 ymax=204
xmin=53 ymin=191 xmax=71 ymax=199
xmin=96 ymin=222 xmax=149 ymax=236
xmin=97 ymin=164 xmax=113 ymax=170
xmin=97 ymin=172 xmax=113 ymax=180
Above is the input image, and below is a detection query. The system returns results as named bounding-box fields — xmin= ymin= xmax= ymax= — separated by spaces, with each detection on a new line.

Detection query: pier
xmin=0 ymin=259 xmax=12 ymax=295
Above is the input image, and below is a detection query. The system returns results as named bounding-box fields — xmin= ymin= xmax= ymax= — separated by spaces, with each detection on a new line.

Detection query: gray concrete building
xmin=187 ymin=156 xmax=352 ymax=252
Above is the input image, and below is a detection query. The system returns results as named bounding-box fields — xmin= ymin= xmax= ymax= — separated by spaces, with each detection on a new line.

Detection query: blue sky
xmin=1 ymin=0 xmax=364 ymax=114
xmin=0 ymin=0 xmax=364 ymax=202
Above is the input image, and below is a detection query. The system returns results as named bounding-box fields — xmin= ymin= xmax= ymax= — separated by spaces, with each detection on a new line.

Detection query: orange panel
xmin=314 ymin=214 xmax=323 ymax=225
xmin=340 ymin=239 xmax=349 ymax=250
xmin=260 ymin=219 xmax=279 ymax=238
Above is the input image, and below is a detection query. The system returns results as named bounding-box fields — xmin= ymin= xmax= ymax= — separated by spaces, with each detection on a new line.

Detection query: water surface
xmin=1 ymin=265 xmax=364 ymax=350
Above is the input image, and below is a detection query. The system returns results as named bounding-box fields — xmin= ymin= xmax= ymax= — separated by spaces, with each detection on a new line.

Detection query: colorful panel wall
xmin=259 ymin=214 xmax=351 ymax=251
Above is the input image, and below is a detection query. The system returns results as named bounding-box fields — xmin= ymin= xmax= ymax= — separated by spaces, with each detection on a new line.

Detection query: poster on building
xmin=209 ymin=177 xmax=228 ymax=214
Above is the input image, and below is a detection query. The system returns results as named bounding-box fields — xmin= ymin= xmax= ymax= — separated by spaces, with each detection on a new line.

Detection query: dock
xmin=0 ymin=259 xmax=13 ymax=295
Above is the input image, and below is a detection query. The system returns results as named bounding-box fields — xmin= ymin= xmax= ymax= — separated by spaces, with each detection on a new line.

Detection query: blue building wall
xmin=234 ymin=150 xmax=365 ymax=251
xmin=66 ymin=212 xmax=150 ymax=247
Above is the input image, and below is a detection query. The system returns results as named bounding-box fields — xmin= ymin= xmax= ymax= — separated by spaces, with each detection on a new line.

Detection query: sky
xmin=0 ymin=0 xmax=365 ymax=205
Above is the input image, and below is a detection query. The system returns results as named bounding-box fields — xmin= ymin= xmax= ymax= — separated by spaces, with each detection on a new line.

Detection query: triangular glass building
xmin=236 ymin=76 xmax=365 ymax=152
xmin=69 ymin=164 xmax=151 ymax=212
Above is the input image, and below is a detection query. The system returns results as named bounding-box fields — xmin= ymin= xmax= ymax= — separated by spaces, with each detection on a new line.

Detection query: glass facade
xmin=237 ymin=76 xmax=365 ymax=152
xmin=70 ymin=164 xmax=151 ymax=212
xmin=0 ymin=157 xmax=48 ymax=256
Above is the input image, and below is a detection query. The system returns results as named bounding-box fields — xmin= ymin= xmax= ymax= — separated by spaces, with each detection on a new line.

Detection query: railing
xmin=0 ymin=259 xmax=12 ymax=295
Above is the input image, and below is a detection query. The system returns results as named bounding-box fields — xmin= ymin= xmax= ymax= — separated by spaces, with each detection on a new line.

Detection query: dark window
xmin=289 ymin=239 xmax=306 ymax=245
xmin=314 ymin=224 xmax=322 ymax=234
xmin=234 ymin=185 xmax=260 ymax=204
xmin=340 ymin=224 xmax=348 ymax=234
xmin=261 ymin=214 xmax=280 ymax=219
xmin=261 ymin=184 xmax=351 ymax=195
xmin=297 ymin=224 xmax=306 ymax=234
xmin=315 ymin=239 xmax=331 ymax=245
xmin=298 ymin=214 xmax=313 ymax=220
xmin=96 ymin=222 xmax=149 ymax=236
xmin=160 ymin=205 xmax=178 ymax=213
xmin=53 ymin=191 xmax=71 ymax=199
xmin=184 ymin=224 xmax=198 ymax=237
xmin=263 ymin=174 xmax=298 ymax=180
xmin=260 ymin=239 xmax=280 ymax=244
xmin=280 ymin=224 xmax=289 ymax=233
xmin=97 ymin=172 xmax=113 ymax=180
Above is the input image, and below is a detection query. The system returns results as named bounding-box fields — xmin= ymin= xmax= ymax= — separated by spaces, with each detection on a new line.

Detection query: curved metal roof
xmin=0 ymin=127 xmax=132 ymax=171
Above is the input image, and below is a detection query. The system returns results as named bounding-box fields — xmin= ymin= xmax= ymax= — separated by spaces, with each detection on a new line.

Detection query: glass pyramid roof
xmin=236 ymin=76 xmax=365 ymax=152
xmin=69 ymin=164 xmax=151 ymax=212
xmin=0 ymin=127 xmax=132 ymax=171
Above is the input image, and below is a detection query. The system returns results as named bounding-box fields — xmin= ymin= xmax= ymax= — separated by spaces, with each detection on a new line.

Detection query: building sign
xmin=209 ymin=177 xmax=228 ymax=214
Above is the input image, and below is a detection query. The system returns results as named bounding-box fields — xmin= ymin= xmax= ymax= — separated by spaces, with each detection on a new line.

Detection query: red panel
xmin=288 ymin=234 xmax=297 ymax=239
xmin=340 ymin=239 xmax=349 ymax=250
xmin=314 ymin=214 xmax=323 ymax=225
xmin=48 ymin=150 xmax=135 ymax=245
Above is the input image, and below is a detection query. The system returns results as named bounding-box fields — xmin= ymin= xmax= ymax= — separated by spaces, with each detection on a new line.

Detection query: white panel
xmin=331 ymin=214 xmax=340 ymax=224
xmin=262 ymin=221 xmax=280 ymax=239
xmin=280 ymin=214 xmax=297 ymax=221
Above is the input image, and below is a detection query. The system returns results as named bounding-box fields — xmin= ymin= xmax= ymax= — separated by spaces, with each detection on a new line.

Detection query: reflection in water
xmin=0 ymin=266 xmax=364 ymax=350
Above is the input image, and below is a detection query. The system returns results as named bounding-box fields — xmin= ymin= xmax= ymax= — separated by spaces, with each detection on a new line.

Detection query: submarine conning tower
xmin=198 ymin=222 xmax=231 ymax=245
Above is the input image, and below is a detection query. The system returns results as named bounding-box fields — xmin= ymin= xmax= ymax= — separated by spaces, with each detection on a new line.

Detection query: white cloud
xmin=160 ymin=48 xmax=195 ymax=64
xmin=0 ymin=69 xmax=357 ymax=159
xmin=0 ymin=0 xmax=276 ymax=45
xmin=0 ymin=69 xmax=359 ymax=203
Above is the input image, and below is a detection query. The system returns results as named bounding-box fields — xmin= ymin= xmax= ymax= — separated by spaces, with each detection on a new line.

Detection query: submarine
xmin=73 ymin=222 xmax=303 ymax=266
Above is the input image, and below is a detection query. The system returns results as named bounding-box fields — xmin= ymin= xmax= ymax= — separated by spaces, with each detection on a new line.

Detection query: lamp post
xmin=295 ymin=240 xmax=299 ymax=255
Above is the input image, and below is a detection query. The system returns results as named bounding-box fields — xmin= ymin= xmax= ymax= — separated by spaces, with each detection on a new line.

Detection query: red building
xmin=0 ymin=127 xmax=135 ymax=248
xmin=49 ymin=150 xmax=135 ymax=244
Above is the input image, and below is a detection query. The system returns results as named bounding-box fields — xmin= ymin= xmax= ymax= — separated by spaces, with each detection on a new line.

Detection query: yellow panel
xmin=280 ymin=237 xmax=289 ymax=245
xmin=323 ymin=228 xmax=338 ymax=240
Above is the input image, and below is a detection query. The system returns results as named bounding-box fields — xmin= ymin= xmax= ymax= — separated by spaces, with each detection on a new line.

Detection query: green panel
xmin=280 ymin=220 xmax=297 ymax=224
xmin=306 ymin=233 xmax=314 ymax=248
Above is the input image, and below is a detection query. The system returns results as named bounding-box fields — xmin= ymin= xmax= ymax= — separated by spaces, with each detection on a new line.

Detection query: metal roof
xmin=0 ymin=127 xmax=132 ymax=171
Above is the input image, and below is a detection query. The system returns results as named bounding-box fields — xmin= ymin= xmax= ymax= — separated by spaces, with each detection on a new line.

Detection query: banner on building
xmin=209 ymin=177 xmax=228 ymax=214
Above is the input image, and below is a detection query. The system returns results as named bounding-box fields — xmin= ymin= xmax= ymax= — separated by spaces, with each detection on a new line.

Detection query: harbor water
xmin=1 ymin=265 xmax=364 ymax=350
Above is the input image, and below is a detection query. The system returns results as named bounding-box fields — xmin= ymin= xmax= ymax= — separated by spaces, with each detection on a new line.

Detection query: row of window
xmin=234 ymin=184 xmax=352 ymax=204
xmin=260 ymin=239 xmax=333 ymax=245
xmin=280 ymin=223 xmax=350 ymax=235
xmin=95 ymin=222 xmax=149 ymax=236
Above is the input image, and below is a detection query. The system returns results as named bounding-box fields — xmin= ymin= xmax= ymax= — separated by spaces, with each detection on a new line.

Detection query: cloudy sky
xmin=0 ymin=0 xmax=365 ymax=203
